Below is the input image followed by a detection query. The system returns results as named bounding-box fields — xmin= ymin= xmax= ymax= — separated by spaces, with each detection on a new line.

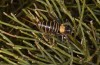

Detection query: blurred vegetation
xmin=0 ymin=0 xmax=100 ymax=65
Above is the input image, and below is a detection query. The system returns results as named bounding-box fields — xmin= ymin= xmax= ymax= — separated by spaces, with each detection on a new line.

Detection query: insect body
xmin=35 ymin=17 xmax=71 ymax=42
xmin=37 ymin=20 xmax=68 ymax=35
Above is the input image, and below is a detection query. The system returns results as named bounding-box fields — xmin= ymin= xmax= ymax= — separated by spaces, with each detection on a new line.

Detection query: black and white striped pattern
xmin=37 ymin=20 xmax=62 ymax=34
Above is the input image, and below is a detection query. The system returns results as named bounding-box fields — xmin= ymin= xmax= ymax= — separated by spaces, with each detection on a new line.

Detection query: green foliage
xmin=0 ymin=0 xmax=100 ymax=65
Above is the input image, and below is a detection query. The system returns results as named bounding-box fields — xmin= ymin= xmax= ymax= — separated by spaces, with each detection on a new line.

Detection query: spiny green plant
xmin=0 ymin=0 xmax=100 ymax=65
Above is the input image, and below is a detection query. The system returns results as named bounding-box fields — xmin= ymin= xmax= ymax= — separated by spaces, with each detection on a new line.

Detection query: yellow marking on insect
xmin=59 ymin=24 xmax=65 ymax=34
